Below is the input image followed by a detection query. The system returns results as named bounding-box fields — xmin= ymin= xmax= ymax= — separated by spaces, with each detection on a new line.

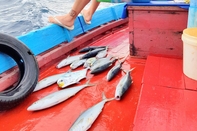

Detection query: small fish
xmin=96 ymin=47 xmax=108 ymax=59
xmin=27 ymin=80 xmax=94 ymax=111
xmin=33 ymin=70 xmax=70 ymax=92
xmin=83 ymin=57 xmax=97 ymax=68
xmin=91 ymin=56 xmax=113 ymax=67
xmin=106 ymin=54 xmax=129 ymax=81
xmin=115 ymin=68 xmax=135 ymax=100
xmin=90 ymin=57 xmax=117 ymax=74
xmin=79 ymin=46 xmax=107 ymax=53
xmin=81 ymin=48 xmax=105 ymax=59
xmin=57 ymin=68 xmax=89 ymax=88
xmin=56 ymin=54 xmax=84 ymax=69
xmin=70 ymin=59 xmax=87 ymax=69
xmin=69 ymin=93 xmax=115 ymax=131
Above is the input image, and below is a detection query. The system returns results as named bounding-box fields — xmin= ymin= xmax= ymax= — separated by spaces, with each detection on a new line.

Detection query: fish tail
xmin=129 ymin=67 xmax=135 ymax=72
xmin=102 ymin=92 xmax=115 ymax=102
xmin=85 ymin=79 xmax=95 ymax=87
xmin=120 ymin=53 xmax=130 ymax=64
xmin=122 ymin=67 xmax=136 ymax=74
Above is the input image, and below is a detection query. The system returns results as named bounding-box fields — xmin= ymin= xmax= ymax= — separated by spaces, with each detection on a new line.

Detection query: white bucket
xmin=182 ymin=28 xmax=197 ymax=81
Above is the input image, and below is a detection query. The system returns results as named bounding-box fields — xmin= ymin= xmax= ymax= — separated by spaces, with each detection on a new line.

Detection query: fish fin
xmin=102 ymin=92 xmax=107 ymax=100
xmin=67 ymin=69 xmax=72 ymax=73
xmin=102 ymin=92 xmax=115 ymax=102
xmin=67 ymin=55 xmax=70 ymax=58
xmin=120 ymin=53 xmax=130 ymax=63
xmin=85 ymin=79 xmax=95 ymax=87
xmin=122 ymin=67 xmax=136 ymax=74
xmin=129 ymin=67 xmax=136 ymax=72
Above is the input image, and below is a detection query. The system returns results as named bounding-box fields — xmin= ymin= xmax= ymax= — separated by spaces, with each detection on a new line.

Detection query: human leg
xmin=81 ymin=0 xmax=100 ymax=24
xmin=48 ymin=0 xmax=90 ymax=30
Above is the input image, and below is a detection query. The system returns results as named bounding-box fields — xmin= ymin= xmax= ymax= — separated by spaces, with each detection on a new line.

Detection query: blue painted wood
xmin=79 ymin=4 xmax=126 ymax=32
xmin=0 ymin=4 xmax=127 ymax=74
xmin=79 ymin=7 xmax=116 ymax=32
xmin=65 ymin=18 xmax=84 ymax=42
xmin=18 ymin=24 xmax=68 ymax=55
xmin=112 ymin=3 xmax=126 ymax=19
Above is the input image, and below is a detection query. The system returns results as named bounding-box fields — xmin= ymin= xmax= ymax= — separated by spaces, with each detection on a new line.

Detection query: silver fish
xmin=81 ymin=48 xmax=105 ymax=59
xmin=106 ymin=61 xmax=122 ymax=81
xmin=83 ymin=57 xmax=97 ymax=68
xmin=28 ymin=80 xmax=94 ymax=111
xmin=56 ymin=54 xmax=84 ymax=69
xmin=69 ymin=93 xmax=115 ymax=131
xmin=115 ymin=68 xmax=135 ymax=100
xmin=70 ymin=59 xmax=87 ymax=69
xmin=92 ymin=56 xmax=113 ymax=67
xmin=57 ymin=68 xmax=89 ymax=88
xmin=79 ymin=46 xmax=107 ymax=53
xmin=90 ymin=57 xmax=117 ymax=74
xmin=106 ymin=54 xmax=129 ymax=81
xmin=96 ymin=47 xmax=108 ymax=59
xmin=33 ymin=70 xmax=70 ymax=92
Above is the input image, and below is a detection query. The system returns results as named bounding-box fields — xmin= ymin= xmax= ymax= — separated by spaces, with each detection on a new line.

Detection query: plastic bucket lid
xmin=182 ymin=28 xmax=197 ymax=46
xmin=182 ymin=27 xmax=197 ymax=81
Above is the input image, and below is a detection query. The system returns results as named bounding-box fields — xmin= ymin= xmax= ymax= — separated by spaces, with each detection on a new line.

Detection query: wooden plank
xmin=133 ymin=29 xmax=183 ymax=58
xmin=134 ymin=83 xmax=197 ymax=131
xmin=143 ymin=56 xmax=185 ymax=89
xmin=133 ymin=10 xmax=188 ymax=30
xmin=128 ymin=6 xmax=188 ymax=58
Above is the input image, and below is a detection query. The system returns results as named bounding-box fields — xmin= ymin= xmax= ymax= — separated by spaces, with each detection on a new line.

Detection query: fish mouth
xmin=115 ymin=96 xmax=121 ymax=100
xmin=58 ymin=82 xmax=65 ymax=88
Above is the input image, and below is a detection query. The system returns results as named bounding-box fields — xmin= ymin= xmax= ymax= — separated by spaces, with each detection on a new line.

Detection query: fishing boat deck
xmin=1 ymin=23 xmax=197 ymax=131
xmin=0 ymin=26 xmax=146 ymax=131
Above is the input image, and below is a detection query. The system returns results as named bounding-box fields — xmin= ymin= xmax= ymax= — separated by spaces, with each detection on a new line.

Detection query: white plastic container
xmin=181 ymin=28 xmax=197 ymax=80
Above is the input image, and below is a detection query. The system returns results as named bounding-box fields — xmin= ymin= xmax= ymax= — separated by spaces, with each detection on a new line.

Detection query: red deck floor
xmin=0 ymin=27 xmax=146 ymax=131
xmin=133 ymin=56 xmax=197 ymax=131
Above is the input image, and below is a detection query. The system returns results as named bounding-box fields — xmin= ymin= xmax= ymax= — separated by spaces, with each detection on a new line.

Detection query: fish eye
xmin=60 ymin=79 xmax=64 ymax=82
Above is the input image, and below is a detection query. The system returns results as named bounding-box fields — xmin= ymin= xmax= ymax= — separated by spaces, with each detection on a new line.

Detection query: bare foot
xmin=48 ymin=14 xmax=75 ymax=30
xmin=81 ymin=10 xmax=92 ymax=24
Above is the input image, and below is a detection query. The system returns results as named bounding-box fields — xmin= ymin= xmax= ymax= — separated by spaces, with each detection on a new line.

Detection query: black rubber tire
xmin=0 ymin=33 xmax=39 ymax=111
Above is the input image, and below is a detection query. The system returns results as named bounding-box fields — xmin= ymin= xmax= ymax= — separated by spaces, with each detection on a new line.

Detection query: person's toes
xmin=48 ymin=16 xmax=54 ymax=23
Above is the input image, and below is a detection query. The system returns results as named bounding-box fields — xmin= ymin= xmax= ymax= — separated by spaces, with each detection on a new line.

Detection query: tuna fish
xmin=91 ymin=56 xmax=113 ymax=67
xmin=28 ymin=80 xmax=94 ymax=111
xmin=106 ymin=61 xmax=123 ymax=81
xmin=79 ymin=46 xmax=107 ymax=53
xmin=33 ymin=70 xmax=71 ymax=92
xmin=106 ymin=54 xmax=129 ymax=81
xmin=83 ymin=57 xmax=97 ymax=68
xmin=90 ymin=57 xmax=117 ymax=74
xmin=96 ymin=47 xmax=108 ymax=59
xmin=115 ymin=68 xmax=135 ymax=100
xmin=80 ymin=48 xmax=105 ymax=59
xmin=56 ymin=54 xmax=84 ymax=69
xmin=57 ymin=68 xmax=89 ymax=88
xmin=69 ymin=93 xmax=115 ymax=131
xmin=70 ymin=59 xmax=87 ymax=69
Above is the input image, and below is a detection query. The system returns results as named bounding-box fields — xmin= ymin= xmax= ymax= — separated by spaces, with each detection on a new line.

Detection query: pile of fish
xmin=29 ymin=45 xmax=135 ymax=131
